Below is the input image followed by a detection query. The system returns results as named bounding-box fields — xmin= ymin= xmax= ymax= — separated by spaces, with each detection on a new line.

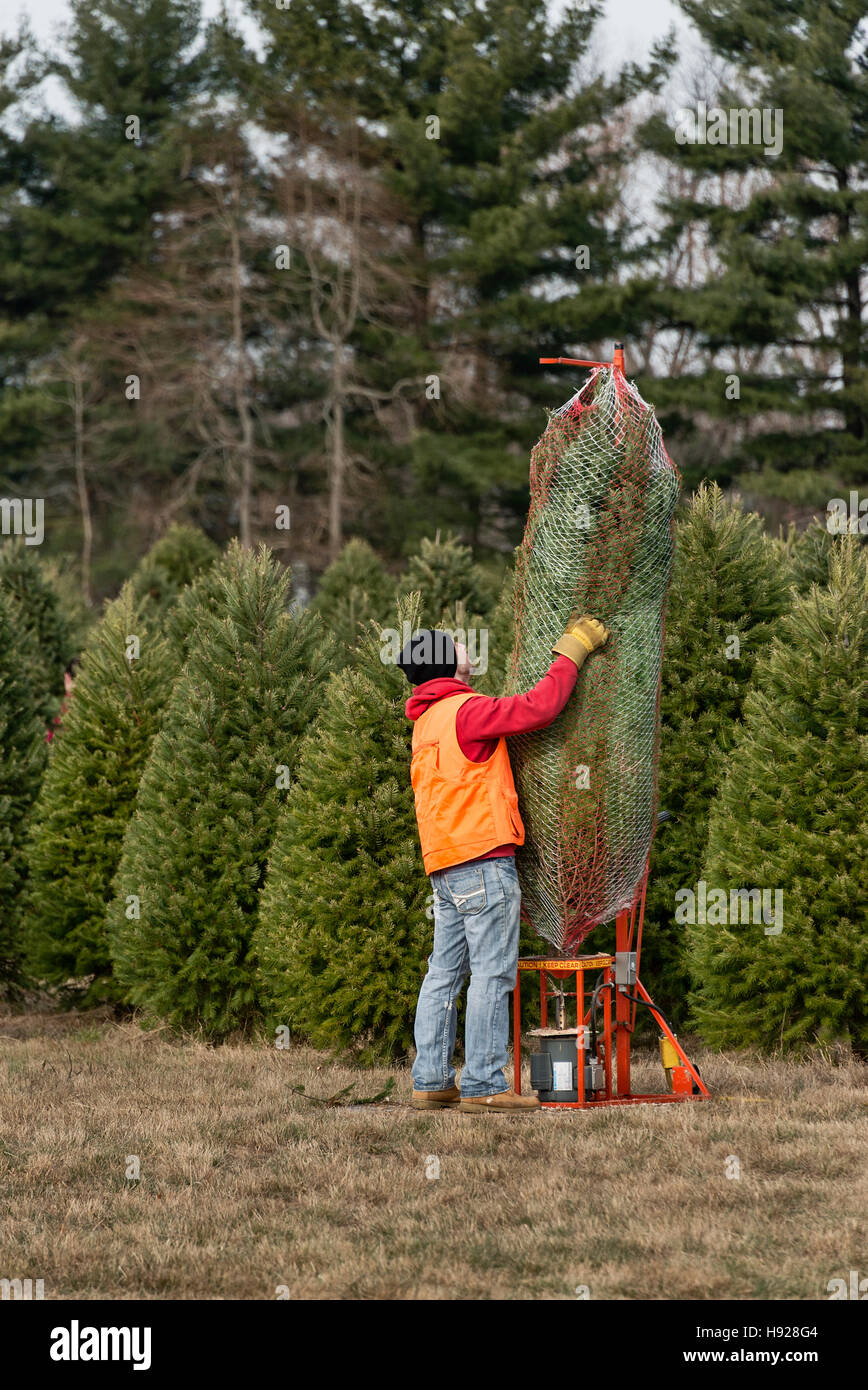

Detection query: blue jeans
xmin=412 ymin=857 xmax=521 ymax=1097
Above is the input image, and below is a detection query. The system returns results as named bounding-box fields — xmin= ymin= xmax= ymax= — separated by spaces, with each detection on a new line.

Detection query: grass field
xmin=1 ymin=1005 xmax=865 ymax=1300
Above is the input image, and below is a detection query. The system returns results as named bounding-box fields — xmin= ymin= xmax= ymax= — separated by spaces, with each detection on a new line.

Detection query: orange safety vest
xmin=410 ymin=692 xmax=525 ymax=875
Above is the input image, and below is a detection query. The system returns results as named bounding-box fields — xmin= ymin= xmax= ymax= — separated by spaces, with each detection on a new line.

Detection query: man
xmin=399 ymin=612 xmax=609 ymax=1113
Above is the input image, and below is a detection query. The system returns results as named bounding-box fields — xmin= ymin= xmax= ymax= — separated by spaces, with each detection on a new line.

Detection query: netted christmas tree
xmin=643 ymin=483 xmax=792 ymax=1017
xmin=129 ymin=522 xmax=219 ymax=623
xmin=399 ymin=532 xmax=494 ymax=627
xmin=689 ymin=541 xmax=868 ymax=1053
xmin=0 ymin=590 xmax=46 ymax=987
xmin=255 ymin=595 xmax=431 ymax=1060
xmin=311 ymin=538 xmax=394 ymax=665
xmin=0 ymin=541 xmax=74 ymax=723
xmin=506 ymin=366 xmax=679 ymax=951
xmin=108 ymin=544 xmax=333 ymax=1037
xmin=24 ymin=585 xmax=175 ymax=1002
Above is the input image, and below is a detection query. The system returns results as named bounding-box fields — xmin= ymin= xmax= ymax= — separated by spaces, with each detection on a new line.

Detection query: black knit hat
xmin=397 ymin=629 xmax=457 ymax=685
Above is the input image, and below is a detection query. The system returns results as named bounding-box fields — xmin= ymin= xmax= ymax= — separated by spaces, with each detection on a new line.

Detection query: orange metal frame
xmin=512 ymin=868 xmax=709 ymax=1108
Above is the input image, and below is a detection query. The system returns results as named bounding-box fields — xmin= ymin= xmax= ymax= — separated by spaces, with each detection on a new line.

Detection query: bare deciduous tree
xmin=278 ymin=106 xmax=424 ymax=559
xmin=105 ymin=123 xmax=288 ymax=548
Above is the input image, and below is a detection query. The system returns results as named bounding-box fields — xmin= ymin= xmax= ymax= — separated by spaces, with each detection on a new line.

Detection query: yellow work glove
xmin=552 ymin=612 xmax=609 ymax=669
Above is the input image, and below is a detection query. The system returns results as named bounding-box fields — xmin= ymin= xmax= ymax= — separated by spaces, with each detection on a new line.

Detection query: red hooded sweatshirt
xmin=404 ymin=655 xmax=578 ymax=867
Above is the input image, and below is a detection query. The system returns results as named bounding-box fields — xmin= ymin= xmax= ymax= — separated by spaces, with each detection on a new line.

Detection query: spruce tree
xmin=108 ymin=543 xmax=332 ymax=1037
xmin=255 ymin=596 xmax=431 ymax=1060
xmin=129 ymin=522 xmax=218 ymax=622
xmin=476 ymin=567 xmax=515 ymax=695
xmin=689 ymin=541 xmax=868 ymax=1052
xmin=399 ymin=532 xmax=494 ymax=627
xmin=778 ymin=518 xmax=839 ymax=595
xmin=0 ymin=590 xmax=46 ymax=987
xmin=162 ymin=543 xmax=236 ymax=665
xmin=642 ymin=484 xmax=791 ymax=1019
xmin=44 ymin=558 xmax=96 ymax=655
xmin=24 ymin=584 xmax=174 ymax=1001
xmin=310 ymin=538 xmax=393 ymax=665
xmin=0 ymin=540 xmax=74 ymax=722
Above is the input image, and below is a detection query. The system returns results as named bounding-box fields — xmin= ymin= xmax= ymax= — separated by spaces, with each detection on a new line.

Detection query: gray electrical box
xmin=614 ymin=951 xmax=637 ymax=987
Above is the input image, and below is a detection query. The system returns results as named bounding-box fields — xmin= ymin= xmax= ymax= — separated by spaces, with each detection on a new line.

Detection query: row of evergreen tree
xmin=1 ymin=506 xmax=865 ymax=1055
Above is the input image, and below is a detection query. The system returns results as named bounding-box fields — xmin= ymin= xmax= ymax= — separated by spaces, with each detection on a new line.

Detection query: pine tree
xmin=0 ymin=589 xmax=46 ymax=987
xmin=642 ymin=484 xmax=792 ymax=1019
xmin=310 ymin=539 xmax=393 ymax=664
xmin=0 ymin=541 xmax=74 ymax=722
xmin=0 ymin=3 xmax=211 ymax=578
xmin=108 ymin=543 xmax=332 ymax=1037
xmin=24 ymin=584 xmax=175 ymax=1001
xmin=689 ymin=541 xmax=868 ymax=1052
xmin=242 ymin=0 xmax=671 ymax=556
xmin=129 ymin=522 xmax=218 ymax=622
xmin=399 ymin=532 xmax=494 ymax=627
xmin=642 ymin=0 xmax=868 ymax=498
xmin=0 ymin=0 xmax=206 ymax=339
xmin=255 ymin=596 xmax=431 ymax=1060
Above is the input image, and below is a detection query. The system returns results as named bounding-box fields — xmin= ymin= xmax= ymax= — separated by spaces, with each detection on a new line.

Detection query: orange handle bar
xmin=539 ymin=357 xmax=607 ymax=367
xmin=540 ymin=344 xmax=625 ymax=372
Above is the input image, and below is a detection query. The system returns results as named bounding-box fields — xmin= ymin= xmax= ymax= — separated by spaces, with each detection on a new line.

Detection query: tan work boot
xmin=459 ymin=1089 xmax=540 ymax=1114
xmin=411 ymin=1085 xmax=461 ymax=1110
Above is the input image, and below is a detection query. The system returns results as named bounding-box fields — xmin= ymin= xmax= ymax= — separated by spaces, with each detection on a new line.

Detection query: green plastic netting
xmin=505 ymin=365 xmax=679 ymax=952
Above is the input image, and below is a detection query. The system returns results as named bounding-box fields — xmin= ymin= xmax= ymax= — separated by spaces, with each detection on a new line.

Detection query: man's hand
xmin=454 ymin=640 xmax=474 ymax=682
xmin=552 ymin=612 xmax=609 ymax=668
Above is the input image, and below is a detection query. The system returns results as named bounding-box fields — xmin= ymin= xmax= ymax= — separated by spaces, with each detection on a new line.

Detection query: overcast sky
xmin=2 ymin=0 xmax=694 ymax=78
xmin=0 ymin=0 xmax=698 ymax=141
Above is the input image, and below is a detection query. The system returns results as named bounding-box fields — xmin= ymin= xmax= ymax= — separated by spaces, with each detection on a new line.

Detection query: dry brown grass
xmin=1 ymin=1005 xmax=865 ymax=1300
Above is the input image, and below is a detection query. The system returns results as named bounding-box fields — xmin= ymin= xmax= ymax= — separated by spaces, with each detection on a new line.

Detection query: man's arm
xmin=455 ymin=613 xmax=608 ymax=761
xmin=457 ymin=656 xmax=578 ymax=747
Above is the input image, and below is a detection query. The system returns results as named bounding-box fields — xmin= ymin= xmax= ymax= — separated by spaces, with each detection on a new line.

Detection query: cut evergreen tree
xmin=0 ymin=589 xmax=46 ymax=987
xmin=398 ymin=532 xmax=494 ymax=627
xmin=642 ymin=483 xmax=791 ymax=1019
xmin=108 ymin=543 xmax=332 ymax=1037
xmin=311 ymin=538 xmax=393 ymax=665
xmin=0 ymin=540 xmax=74 ymax=722
xmin=255 ymin=595 xmax=431 ymax=1061
xmin=129 ymin=522 xmax=218 ymax=622
xmin=689 ymin=541 xmax=868 ymax=1053
xmin=24 ymin=584 xmax=175 ymax=1002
